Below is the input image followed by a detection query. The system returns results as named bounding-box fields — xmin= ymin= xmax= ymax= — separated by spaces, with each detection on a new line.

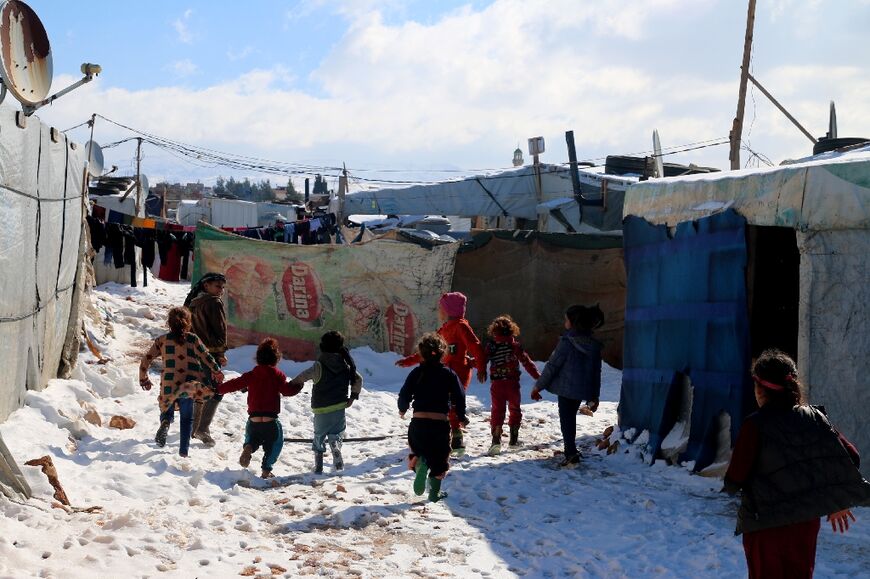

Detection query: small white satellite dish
xmin=85 ymin=140 xmax=104 ymax=176
xmin=652 ymin=129 xmax=664 ymax=179
xmin=0 ymin=0 xmax=52 ymax=106
xmin=139 ymin=173 xmax=149 ymax=195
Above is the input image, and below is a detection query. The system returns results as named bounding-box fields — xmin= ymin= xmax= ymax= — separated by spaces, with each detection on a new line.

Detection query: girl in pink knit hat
xmin=396 ymin=291 xmax=485 ymax=452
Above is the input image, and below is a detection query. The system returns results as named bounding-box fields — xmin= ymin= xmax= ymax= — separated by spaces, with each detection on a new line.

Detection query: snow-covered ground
xmin=1 ymin=278 xmax=868 ymax=578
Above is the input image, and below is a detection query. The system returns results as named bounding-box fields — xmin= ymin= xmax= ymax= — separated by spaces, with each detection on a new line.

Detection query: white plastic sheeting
xmin=624 ymin=145 xmax=870 ymax=230
xmin=0 ymin=108 xmax=85 ymax=422
xmin=343 ymin=164 xmax=634 ymax=229
xmin=797 ymin=230 xmax=870 ymax=475
xmin=176 ymin=197 xmax=259 ymax=228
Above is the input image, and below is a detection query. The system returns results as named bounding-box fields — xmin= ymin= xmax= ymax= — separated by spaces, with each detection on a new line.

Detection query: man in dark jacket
xmin=184 ymin=272 xmax=228 ymax=447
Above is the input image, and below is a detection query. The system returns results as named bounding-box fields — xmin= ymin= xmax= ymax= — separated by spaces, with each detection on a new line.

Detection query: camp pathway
xmin=0 ymin=278 xmax=867 ymax=578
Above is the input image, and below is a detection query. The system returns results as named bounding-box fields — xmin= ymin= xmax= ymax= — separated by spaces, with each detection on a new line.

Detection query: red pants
xmin=742 ymin=518 xmax=820 ymax=579
xmin=448 ymin=364 xmax=472 ymax=431
xmin=490 ymin=381 xmax=522 ymax=428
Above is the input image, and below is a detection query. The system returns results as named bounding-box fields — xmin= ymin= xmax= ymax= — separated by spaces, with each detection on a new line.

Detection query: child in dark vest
xmin=724 ymin=349 xmax=870 ymax=579
xmin=479 ymin=315 xmax=540 ymax=454
xmin=217 ymin=338 xmax=302 ymax=478
xmin=398 ymin=333 xmax=467 ymax=502
xmin=289 ymin=331 xmax=363 ymax=474
xmin=396 ymin=292 xmax=485 ymax=451
xmin=531 ymin=304 xmax=604 ymax=467
xmin=139 ymin=307 xmax=223 ymax=458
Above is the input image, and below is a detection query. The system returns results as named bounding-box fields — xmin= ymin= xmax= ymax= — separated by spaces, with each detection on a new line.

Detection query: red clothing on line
xmin=158 ymin=242 xmax=182 ymax=282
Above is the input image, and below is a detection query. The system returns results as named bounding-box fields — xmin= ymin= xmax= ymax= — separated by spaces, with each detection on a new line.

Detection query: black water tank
xmin=813 ymin=137 xmax=870 ymax=155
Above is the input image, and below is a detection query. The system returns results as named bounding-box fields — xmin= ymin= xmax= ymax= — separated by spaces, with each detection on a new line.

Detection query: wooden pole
xmin=747 ymin=73 xmax=818 ymax=144
xmin=729 ymin=0 xmax=757 ymax=170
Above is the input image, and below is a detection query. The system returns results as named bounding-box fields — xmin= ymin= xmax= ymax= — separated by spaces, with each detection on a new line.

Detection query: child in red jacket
xmin=479 ymin=315 xmax=540 ymax=454
xmin=396 ymin=292 xmax=485 ymax=451
xmin=218 ymin=338 xmax=303 ymax=478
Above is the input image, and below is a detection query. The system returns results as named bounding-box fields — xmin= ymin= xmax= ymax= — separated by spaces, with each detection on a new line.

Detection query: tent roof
xmin=624 ymin=144 xmax=870 ymax=230
xmin=344 ymin=164 xmax=636 ymax=220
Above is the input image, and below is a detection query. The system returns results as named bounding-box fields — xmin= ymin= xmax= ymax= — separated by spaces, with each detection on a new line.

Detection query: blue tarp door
xmin=621 ymin=209 xmax=752 ymax=470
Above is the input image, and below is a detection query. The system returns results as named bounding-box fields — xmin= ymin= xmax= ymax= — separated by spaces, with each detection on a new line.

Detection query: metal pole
xmin=747 ymin=73 xmax=818 ymax=144
xmin=565 ymin=131 xmax=582 ymax=198
xmin=729 ymin=0 xmax=757 ymax=169
xmin=135 ymin=137 xmax=142 ymax=216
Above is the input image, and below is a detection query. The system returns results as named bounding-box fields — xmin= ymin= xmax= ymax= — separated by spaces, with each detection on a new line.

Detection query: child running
xmin=396 ymin=292 xmax=484 ymax=452
xmin=217 ymin=338 xmax=303 ymax=478
xmin=398 ymin=333 xmax=467 ymax=503
xmin=289 ymin=331 xmax=363 ymax=474
xmin=530 ymin=304 xmax=604 ymax=467
xmin=479 ymin=315 xmax=541 ymax=454
xmin=139 ymin=307 xmax=223 ymax=457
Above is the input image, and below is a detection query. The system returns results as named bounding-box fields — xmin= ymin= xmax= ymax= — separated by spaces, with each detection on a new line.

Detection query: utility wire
xmin=85 ymin=113 xmax=729 ymax=186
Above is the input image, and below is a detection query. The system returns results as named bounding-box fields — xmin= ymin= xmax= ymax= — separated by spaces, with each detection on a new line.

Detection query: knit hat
xmin=439 ymin=292 xmax=467 ymax=318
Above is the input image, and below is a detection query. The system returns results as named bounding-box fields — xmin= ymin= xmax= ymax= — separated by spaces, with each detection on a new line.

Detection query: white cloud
xmin=227 ymin=46 xmax=254 ymax=62
xmin=170 ymin=59 xmax=198 ymax=77
xmin=173 ymin=9 xmax=194 ymax=44
xmin=31 ymin=0 xmax=870 ymax=182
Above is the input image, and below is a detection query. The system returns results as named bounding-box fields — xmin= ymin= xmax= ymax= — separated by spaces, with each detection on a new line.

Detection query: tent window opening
xmin=746 ymin=226 xmax=800 ymax=362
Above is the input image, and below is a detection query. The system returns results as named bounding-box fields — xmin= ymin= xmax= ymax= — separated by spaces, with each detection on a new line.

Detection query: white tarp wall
xmin=797 ymin=230 xmax=870 ymax=473
xmin=0 ymin=109 xmax=85 ymax=498
xmin=0 ymin=108 xmax=85 ymax=421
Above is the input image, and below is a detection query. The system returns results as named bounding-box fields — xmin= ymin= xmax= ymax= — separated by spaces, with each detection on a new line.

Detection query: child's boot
xmin=155 ymin=420 xmax=170 ymax=448
xmin=488 ymin=426 xmax=502 ymax=456
xmin=314 ymin=452 xmax=324 ymax=474
xmin=413 ymin=457 xmax=428 ymax=496
xmin=329 ymin=440 xmax=344 ymax=471
xmin=509 ymin=425 xmax=520 ymax=447
xmin=450 ymin=428 xmax=464 ymax=451
xmin=427 ymin=476 xmax=446 ymax=502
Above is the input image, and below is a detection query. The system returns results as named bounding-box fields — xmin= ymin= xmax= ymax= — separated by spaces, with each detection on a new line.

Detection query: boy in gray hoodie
xmin=289 ymin=331 xmax=363 ymax=474
xmin=531 ymin=305 xmax=604 ymax=467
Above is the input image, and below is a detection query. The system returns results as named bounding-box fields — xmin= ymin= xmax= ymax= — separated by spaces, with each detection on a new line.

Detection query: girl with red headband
xmin=725 ymin=349 xmax=870 ymax=578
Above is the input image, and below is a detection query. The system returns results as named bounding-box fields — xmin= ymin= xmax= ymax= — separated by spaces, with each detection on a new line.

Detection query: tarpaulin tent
xmin=343 ymin=164 xmax=635 ymax=233
xmin=453 ymin=230 xmax=625 ymax=368
xmin=0 ymin=109 xmax=86 ymax=497
xmin=0 ymin=109 xmax=86 ymax=421
xmin=192 ymin=223 xmax=458 ymax=359
xmin=622 ymin=145 xmax=870 ymax=474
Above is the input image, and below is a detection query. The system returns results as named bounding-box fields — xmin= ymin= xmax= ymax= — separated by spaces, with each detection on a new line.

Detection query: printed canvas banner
xmin=192 ymin=224 xmax=459 ymax=360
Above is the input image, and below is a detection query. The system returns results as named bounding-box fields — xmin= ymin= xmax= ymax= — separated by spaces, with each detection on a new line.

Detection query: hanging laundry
xmin=86 ymin=214 xmax=106 ymax=253
xmin=178 ymin=233 xmax=194 ymax=280
xmin=91 ymin=204 xmax=106 ymax=221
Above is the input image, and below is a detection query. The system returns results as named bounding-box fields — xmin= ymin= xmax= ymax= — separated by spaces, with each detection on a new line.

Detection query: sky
xmin=16 ymin=0 xmax=870 ymax=189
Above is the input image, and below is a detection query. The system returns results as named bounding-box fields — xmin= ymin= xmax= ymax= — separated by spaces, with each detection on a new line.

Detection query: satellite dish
xmin=85 ymin=140 xmax=104 ymax=176
xmin=652 ymin=129 xmax=664 ymax=179
xmin=139 ymin=173 xmax=149 ymax=195
xmin=0 ymin=0 xmax=52 ymax=106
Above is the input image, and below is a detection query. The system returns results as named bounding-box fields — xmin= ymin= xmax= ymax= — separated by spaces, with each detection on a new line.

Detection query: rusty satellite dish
xmin=0 ymin=0 xmax=52 ymax=106
xmin=85 ymin=140 xmax=104 ymax=176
